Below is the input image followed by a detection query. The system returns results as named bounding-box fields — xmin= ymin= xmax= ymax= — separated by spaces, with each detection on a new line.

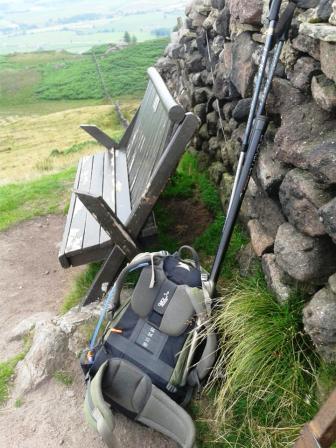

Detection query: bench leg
xmin=81 ymin=245 xmax=126 ymax=306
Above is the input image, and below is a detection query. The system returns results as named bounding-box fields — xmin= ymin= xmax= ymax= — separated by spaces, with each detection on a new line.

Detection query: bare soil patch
xmin=0 ymin=215 xmax=81 ymax=360
xmin=161 ymin=197 xmax=213 ymax=245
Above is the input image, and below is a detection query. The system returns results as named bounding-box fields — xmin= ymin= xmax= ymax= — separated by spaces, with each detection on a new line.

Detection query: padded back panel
xmin=103 ymin=359 xmax=152 ymax=414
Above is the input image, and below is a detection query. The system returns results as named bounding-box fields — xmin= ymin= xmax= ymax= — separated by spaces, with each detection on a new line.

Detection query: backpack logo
xmin=158 ymin=291 xmax=170 ymax=308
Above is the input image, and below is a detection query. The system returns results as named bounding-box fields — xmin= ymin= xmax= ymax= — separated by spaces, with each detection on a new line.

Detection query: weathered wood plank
xmin=127 ymin=113 xmax=199 ymax=237
xmin=58 ymin=158 xmax=83 ymax=267
xmin=83 ymin=152 xmax=105 ymax=249
xmin=65 ymin=155 xmax=94 ymax=255
xmin=75 ymin=191 xmax=140 ymax=259
xmin=100 ymin=150 xmax=116 ymax=245
xmin=294 ymin=388 xmax=336 ymax=448
xmin=115 ymin=149 xmax=131 ymax=224
xmin=80 ymin=125 xmax=118 ymax=149
xmin=127 ymin=80 xmax=174 ymax=208
xmin=82 ymin=245 xmax=126 ymax=305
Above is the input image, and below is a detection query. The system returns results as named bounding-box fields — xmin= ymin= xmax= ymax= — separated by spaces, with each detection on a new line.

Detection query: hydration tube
xmin=89 ymin=262 xmax=150 ymax=352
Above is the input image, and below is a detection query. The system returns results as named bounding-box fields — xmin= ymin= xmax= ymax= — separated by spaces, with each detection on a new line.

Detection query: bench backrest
xmin=126 ymin=67 xmax=185 ymax=208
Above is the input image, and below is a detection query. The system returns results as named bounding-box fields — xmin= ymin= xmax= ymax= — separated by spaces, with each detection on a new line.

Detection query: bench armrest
xmin=74 ymin=190 xmax=140 ymax=259
xmin=80 ymin=125 xmax=119 ymax=150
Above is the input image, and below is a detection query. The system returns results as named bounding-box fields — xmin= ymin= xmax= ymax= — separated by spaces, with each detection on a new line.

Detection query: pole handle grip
xmin=274 ymin=2 xmax=297 ymax=41
xmin=268 ymin=0 xmax=282 ymax=22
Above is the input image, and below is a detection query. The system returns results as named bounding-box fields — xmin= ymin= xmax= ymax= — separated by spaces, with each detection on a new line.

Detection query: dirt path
xmin=0 ymin=215 xmax=82 ymax=360
xmin=0 ymin=215 xmax=174 ymax=448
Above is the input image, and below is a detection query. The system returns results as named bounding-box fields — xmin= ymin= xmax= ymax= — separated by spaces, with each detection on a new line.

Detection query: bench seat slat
xmin=115 ymin=149 xmax=131 ymax=225
xmin=65 ymin=155 xmax=93 ymax=255
xmin=83 ymin=152 xmax=105 ymax=249
xmin=100 ymin=150 xmax=116 ymax=245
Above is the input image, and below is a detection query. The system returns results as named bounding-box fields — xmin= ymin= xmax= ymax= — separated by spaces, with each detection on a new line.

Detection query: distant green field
xmin=0 ymin=39 xmax=168 ymax=114
xmin=36 ymin=39 xmax=168 ymax=100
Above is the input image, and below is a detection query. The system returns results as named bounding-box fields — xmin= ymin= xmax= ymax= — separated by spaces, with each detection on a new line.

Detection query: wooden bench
xmin=59 ymin=67 xmax=199 ymax=305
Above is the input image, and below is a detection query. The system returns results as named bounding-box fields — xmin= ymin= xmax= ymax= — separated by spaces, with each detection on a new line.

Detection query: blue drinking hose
xmin=89 ymin=262 xmax=150 ymax=351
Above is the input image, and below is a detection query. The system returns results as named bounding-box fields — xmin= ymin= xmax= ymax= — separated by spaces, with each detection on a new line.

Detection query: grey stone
xmin=166 ymin=43 xmax=184 ymax=59
xmin=303 ymin=284 xmax=336 ymax=362
xmin=211 ymin=0 xmax=225 ymax=9
xmin=256 ymin=142 xmax=288 ymax=195
xmin=320 ymin=41 xmax=336 ymax=82
xmin=219 ymin=172 xmax=234 ymax=208
xmin=275 ymin=101 xmax=336 ymax=170
xmin=227 ymin=0 xmax=263 ymax=26
xmin=232 ymin=98 xmax=252 ymax=122
xmin=212 ymin=35 xmax=225 ymax=55
xmin=213 ymin=73 xmax=240 ymax=100
xmin=296 ymin=0 xmax=320 ymax=8
xmin=237 ymin=243 xmax=260 ymax=277
xmin=8 ymin=312 xmax=53 ymax=342
xmin=209 ymin=161 xmax=225 ymax=184
xmin=279 ymin=168 xmax=333 ymax=237
xmin=193 ymin=87 xmax=211 ymax=105
xmin=223 ymin=101 xmax=238 ymax=121
xmin=262 ymin=254 xmax=292 ymax=303
xmin=194 ymin=103 xmax=207 ymax=122
xmin=307 ymin=141 xmax=336 ymax=184
xmin=221 ymin=139 xmax=240 ymax=169
xmin=330 ymin=0 xmax=336 ymax=24
xmin=267 ymin=78 xmax=306 ymax=116
xmin=178 ymin=29 xmax=198 ymax=44
xmin=292 ymin=34 xmax=321 ymax=61
xmin=312 ymin=74 xmax=336 ymax=112
xmin=203 ymin=9 xmax=219 ymax=30
xmin=15 ymin=320 xmax=67 ymax=395
xmin=192 ymin=72 xmax=204 ymax=87
xmin=274 ymin=223 xmax=336 ymax=284
xmin=199 ymin=123 xmax=209 ymax=140
xmin=288 ymin=56 xmax=321 ymax=92
xmin=230 ymin=32 xmax=258 ymax=98
xmin=316 ymin=0 xmax=333 ymax=22
xmin=280 ymin=41 xmax=300 ymax=72
xmin=319 ymin=198 xmax=336 ymax=243
xmin=186 ymin=53 xmax=204 ymax=73
xmin=188 ymin=9 xmax=207 ymax=29
xmin=247 ymin=219 xmax=274 ymax=257
xmin=213 ymin=7 xmax=231 ymax=37
xmin=329 ymin=273 xmax=336 ymax=294
xmin=206 ymin=110 xmax=219 ymax=135
xmin=299 ymin=22 xmax=336 ymax=42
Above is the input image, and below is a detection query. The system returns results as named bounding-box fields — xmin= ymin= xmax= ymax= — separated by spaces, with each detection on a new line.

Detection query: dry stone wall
xmin=156 ymin=0 xmax=336 ymax=361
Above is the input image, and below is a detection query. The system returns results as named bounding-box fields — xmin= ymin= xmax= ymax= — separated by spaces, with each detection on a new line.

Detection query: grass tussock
xmin=0 ymin=335 xmax=32 ymax=405
xmin=53 ymin=370 xmax=74 ymax=387
xmin=61 ymin=263 xmax=102 ymax=314
xmin=210 ymin=274 xmax=320 ymax=447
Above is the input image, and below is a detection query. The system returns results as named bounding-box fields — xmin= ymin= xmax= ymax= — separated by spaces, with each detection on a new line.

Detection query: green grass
xmin=0 ymin=40 xmax=167 ymax=114
xmin=0 ymin=336 xmax=32 ymax=405
xmin=210 ymin=274 xmax=321 ymax=447
xmin=53 ymin=370 xmax=74 ymax=387
xmin=61 ymin=263 xmax=102 ymax=314
xmin=36 ymin=39 xmax=168 ymax=101
xmin=0 ymin=168 xmax=75 ymax=231
xmin=14 ymin=398 xmax=24 ymax=408
xmin=0 ymin=354 xmax=25 ymax=405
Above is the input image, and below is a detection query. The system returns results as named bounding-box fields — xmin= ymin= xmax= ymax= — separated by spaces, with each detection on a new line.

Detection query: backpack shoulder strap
xmin=85 ymin=359 xmax=196 ymax=448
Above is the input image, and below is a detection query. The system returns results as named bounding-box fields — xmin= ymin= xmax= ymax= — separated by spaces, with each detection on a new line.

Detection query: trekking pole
xmin=226 ymin=0 xmax=283 ymax=214
xmin=208 ymin=1 xmax=297 ymax=296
